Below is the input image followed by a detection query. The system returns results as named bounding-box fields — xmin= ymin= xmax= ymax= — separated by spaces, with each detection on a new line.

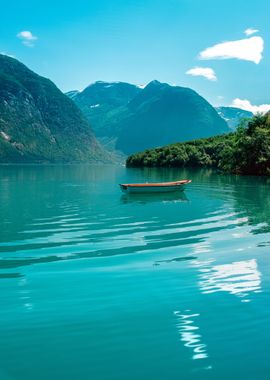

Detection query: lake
xmin=0 ymin=165 xmax=270 ymax=380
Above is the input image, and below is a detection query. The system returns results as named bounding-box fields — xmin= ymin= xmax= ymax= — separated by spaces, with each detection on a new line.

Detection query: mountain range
xmin=0 ymin=54 xmax=108 ymax=163
xmin=68 ymin=80 xmax=230 ymax=155
xmin=0 ymin=54 xmax=254 ymax=164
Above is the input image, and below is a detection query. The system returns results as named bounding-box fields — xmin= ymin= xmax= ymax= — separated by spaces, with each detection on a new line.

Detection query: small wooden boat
xmin=119 ymin=179 xmax=191 ymax=193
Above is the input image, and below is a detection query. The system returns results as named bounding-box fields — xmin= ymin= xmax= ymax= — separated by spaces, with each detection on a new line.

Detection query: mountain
xmin=69 ymin=80 xmax=229 ymax=155
xmin=68 ymin=81 xmax=141 ymax=137
xmin=65 ymin=90 xmax=80 ymax=100
xmin=116 ymin=81 xmax=229 ymax=154
xmin=216 ymin=106 xmax=253 ymax=129
xmin=0 ymin=54 xmax=108 ymax=163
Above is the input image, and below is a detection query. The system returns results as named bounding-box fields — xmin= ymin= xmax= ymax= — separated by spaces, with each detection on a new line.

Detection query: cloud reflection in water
xmin=174 ymin=310 xmax=209 ymax=361
xmin=198 ymin=259 xmax=261 ymax=300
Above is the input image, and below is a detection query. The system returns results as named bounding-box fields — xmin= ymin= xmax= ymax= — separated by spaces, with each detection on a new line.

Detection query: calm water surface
xmin=0 ymin=165 xmax=270 ymax=380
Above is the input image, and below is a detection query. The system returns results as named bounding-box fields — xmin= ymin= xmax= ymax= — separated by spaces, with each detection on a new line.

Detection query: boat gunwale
xmin=119 ymin=180 xmax=192 ymax=188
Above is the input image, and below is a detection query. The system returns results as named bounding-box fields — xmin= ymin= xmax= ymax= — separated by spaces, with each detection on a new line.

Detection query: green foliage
xmin=127 ymin=113 xmax=270 ymax=176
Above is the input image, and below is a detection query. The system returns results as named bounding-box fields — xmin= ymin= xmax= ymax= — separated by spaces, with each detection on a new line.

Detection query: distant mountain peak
xmin=145 ymin=80 xmax=167 ymax=89
xmin=216 ymin=106 xmax=253 ymax=129
xmin=86 ymin=80 xmax=134 ymax=88
xmin=65 ymin=90 xmax=80 ymax=99
xmin=148 ymin=80 xmax=162 ymax=85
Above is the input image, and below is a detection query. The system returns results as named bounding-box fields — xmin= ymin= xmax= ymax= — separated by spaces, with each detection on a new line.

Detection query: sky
xmin=1 ymin=0 xmax=270 ymax=111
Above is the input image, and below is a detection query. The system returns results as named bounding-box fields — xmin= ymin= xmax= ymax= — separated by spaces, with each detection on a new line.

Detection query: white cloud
xmin=17 ymin=30 xmax=38 ymax=47
xmin=199 ymin=36 xmax=264 ymax=64
xmin=231 ymin=98 xmax=270 ymax=114
xmin=186 ymin=67 xmax=217 ymax=81
xmin=244 ymin=28 xmax=259 ymax=36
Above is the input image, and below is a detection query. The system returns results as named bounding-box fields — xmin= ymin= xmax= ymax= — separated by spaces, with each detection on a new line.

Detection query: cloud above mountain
xmin=186 ymin=67 xmax=217 ymax=81
xmin=231 ymin=98 xmax=270 ymax=114
xmin=199 ymin=36 xmax=264 ymax=64
xmin=17 ymin=31 xmax=38 ymax=47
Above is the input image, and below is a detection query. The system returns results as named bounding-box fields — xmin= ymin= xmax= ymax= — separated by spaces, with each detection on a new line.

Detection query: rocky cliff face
xmin=0 ymin=54 xmax=108 ymax=163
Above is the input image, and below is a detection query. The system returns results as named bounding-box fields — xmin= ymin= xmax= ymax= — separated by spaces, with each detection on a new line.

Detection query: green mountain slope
xmin=68 ymin=81 xmax=141 ymax=138
xmin=116 ymin=81 xmax=229 ymax=154
xmin=69 ymin=80 xmax=229 ymax=155
xmin=0 ymin=54 xmax=108 ymax=163
xmin=216 ymin=106 xmax=253 ymax=129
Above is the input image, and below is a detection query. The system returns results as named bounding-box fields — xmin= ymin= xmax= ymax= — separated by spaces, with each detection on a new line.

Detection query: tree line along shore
xmin=126 ymin=113 xmax=270 ymax=176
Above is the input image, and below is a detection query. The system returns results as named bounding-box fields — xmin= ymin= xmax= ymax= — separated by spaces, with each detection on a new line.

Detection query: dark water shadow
xmin=0 ymin=272 xmax=23 ymax=279
xmin=154 ymin=255 xmax=197 ymax=266
xmin=0 ymin=236 xmax=204 ymax=272
xmin=120 ymin=191 xmax=189 ymax=204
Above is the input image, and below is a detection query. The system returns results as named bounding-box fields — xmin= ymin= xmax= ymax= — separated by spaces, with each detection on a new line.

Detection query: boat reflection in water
xmin=120 ymin=191 xmax=189 ymax=204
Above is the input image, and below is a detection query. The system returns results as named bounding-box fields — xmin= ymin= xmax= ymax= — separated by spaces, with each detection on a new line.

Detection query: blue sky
xmin=1 ymin=0 xmax=270 ymax=110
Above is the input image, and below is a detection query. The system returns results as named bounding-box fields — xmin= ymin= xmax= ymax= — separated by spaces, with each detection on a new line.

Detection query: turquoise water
xmin=0 ymin=165 xmax=270 ymax=380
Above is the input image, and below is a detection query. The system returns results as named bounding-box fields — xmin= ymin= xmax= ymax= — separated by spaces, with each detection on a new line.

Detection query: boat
xmin=119 ymin=179 xmax=191 ymax=194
